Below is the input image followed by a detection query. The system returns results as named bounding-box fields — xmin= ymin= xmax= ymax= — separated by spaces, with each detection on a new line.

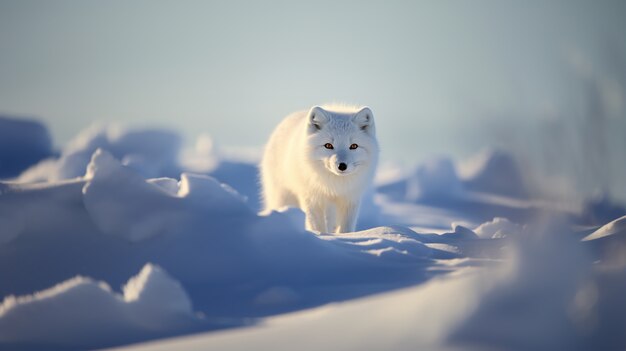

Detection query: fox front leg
xmin=324 ymin=201 xmax=337 ymax=233
xmin=302 ymin=201 xmax=327 ymax=233
xmin=336 ymin=198 xmax=360 ymax=233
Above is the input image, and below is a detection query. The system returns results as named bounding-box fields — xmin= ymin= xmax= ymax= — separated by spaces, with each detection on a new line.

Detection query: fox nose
xmin=338 ymin=163 xmax=347 ymax=171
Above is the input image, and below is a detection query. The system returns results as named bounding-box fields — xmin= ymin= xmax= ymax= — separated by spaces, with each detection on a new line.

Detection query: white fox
xmin=260 ymin=104 xmax=379 ymax=233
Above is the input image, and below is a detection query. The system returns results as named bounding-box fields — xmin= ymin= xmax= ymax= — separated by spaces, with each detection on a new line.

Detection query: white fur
xmin=260 ymin=104 xmax=379 ymax=233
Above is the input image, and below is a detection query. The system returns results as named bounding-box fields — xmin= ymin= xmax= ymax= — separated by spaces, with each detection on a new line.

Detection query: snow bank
xmin=583 ymin=215 xmax=626 ymax=241
xmin=114 ymin=269 xmax=486 ymax=351
xmin=116 ymin=219 xmax=626 ymax=351
xmin=19 ymin=124 xmax=181 ymax=182
xmin=376 ymin=150 xmax=589 ymax=228
xmin=379 ymin=150 xmax=531 ymax=205
xmin=474 ymin=217 xmax=523 ymax=238
xmin=458 ymin=149 xmax=528 ymax=198
xmin=1 ymin=148 xmax=435 ymax=335
xmin=83 ymin=148 xmax=250 ymax=241
xmin=0 ymin=116 xmax=53 ymax=178
xmin=405 ymin=157 xmax=463 ymax=202
xmin=581 ymin=215 xmax=626 ymax=267
xmin=0 ymin=264 xmax=202 ymax=350
xmin=3 ymin=121 xmax=624 ymax=350
xmin=178 ymin=134 xmax=262 ymax=211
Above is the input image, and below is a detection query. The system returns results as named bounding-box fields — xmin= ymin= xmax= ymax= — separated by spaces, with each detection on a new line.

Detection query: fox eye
xmin=324 ymin=143 xmax=334 ymax=150
xmin=349 ymin=144 xmax=358 ymax=150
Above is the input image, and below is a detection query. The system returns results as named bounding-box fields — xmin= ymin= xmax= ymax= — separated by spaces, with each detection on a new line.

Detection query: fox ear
xmin=308 ymin=106 xmax=328 ymax=132
xmin=353 ymin=107 xmax=375 ymax=134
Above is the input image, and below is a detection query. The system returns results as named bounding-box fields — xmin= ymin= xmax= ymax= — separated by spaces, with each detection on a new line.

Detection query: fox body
xmin=260 ymin=104 xmax=379 ymax=233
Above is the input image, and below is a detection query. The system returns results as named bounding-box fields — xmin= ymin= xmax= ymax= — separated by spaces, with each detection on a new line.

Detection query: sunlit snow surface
xmin=1 ymin=119 xmax=625 ymax=351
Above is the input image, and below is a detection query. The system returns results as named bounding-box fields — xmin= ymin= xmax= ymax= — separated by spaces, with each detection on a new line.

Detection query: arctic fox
xmin=260 ymin=104 xmax=379 ymax=233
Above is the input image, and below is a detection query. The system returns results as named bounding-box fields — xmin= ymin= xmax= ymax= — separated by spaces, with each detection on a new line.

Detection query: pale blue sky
xmin=1 ymin=0 xmax=625 ymax=198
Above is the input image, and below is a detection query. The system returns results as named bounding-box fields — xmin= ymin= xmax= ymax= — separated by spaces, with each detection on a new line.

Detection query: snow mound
xmin=0 ymin=264 xmax=201 ymax=350
xmin=83 ymin=149 xmax=250 ymax=241
xmin=459 ymin=149 xmax=528 ymax=198
xmin=449 ymin=223 xmax=480 ymax=239
xmin=0 ymin=116 xmax=53 ymax=178
xmin=405 ymin=157 xmax=463 ymax=201
xmin=474 ymin=217 xmax=523 ymax=239
xmin=19 ymin=124 xmax=181 ymax=182
xmin=582 ymin=215 xmax=626 ymax=241
xmin=121 ymin=264 xmax=195 ymax=324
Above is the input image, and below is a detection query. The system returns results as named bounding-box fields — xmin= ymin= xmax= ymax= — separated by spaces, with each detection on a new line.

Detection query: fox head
xmin=305 ymin=105 xmax=379 ymax=177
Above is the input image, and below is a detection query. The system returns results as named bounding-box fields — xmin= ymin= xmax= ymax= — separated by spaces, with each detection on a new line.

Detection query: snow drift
xmin=118 ymin=221 xmax=626 ymax=351
xmin=0 ymin=264 xmax=202 ymax=350
xmin=0 ymin=144 xmax=442 ymax=349
xmin=0 ymin=121 xmax=624 ymax=350
xmin=83 ymin=148 xmax=250 ymax=242
xmin=18 ymin=124 xmax=181 ymax=182
xmin=0 ymin=116 xmax=53 ymax=178
xmin=458 ymin=149 xmax=529 ymax=198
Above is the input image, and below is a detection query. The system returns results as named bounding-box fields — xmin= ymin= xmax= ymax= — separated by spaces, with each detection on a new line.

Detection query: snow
xmin=458 ymin=149 xmax=529 ymax=199
xmin=450 ymin=221 xmax=626 ymax=350
xmin=0 ymin=116 xmax=53 ymax=178
xmin=474 ymin=217 xmax=523 ymax=239
xmin=405 ymin=157 xmax=463 ymax=202
xmin=115 ymin=223 xmax=626 ymax=351
xmin=18 ymin=124 xmax=181 ymax=182
xmin=83 ymin=148 xmax=250 ymax=242
xmin=1 ymin=121 xmax=625 ymax=350
xmin=376 ymin=150 xmax=545 ymax=226
xmin=583 ymin=215 xmax=626 ymax=241
xmin=110 ymin=270 xmax=487 ymax=351
xmin=0 ymin=264 xmax=202 ymax=350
